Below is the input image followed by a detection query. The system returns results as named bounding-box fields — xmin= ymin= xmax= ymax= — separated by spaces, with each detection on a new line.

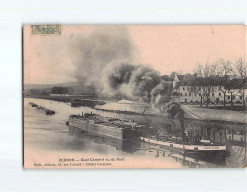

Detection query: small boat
xmin=29 ymin=102 xmax=38 ymax=107
xmin=35 ymin=105 xmax=55 ymax=115
xmin=45 ymin=109 xmax=55 ymax=115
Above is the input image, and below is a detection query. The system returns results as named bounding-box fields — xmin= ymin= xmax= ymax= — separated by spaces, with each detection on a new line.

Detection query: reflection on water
xmin=184 ymin=119 xmax=247 ymax=167
xmin=24 ymin=98 xmax=247 ymax=168
xmin=69 ymin=126 xmax=141 ymax=154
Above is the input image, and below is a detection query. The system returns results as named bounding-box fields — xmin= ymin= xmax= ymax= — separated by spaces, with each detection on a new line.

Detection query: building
xmin=172 ymin=74 xmax=246 ymax=104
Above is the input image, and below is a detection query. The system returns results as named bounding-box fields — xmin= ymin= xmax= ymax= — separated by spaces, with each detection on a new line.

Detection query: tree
xmin=235 ymin=58 xmax=247 ymax=107
xmin=184 ymin=73 xmax=205 ymax=107
xmin=216 ymin=59 xmax=234 ymax=107
xmin=193 ymin=63 xmax=218 ymax=108
xmin=51 ymin=86 xmax=69 ymax=94
xmin=29 ymin=89 xmax=41 ymax=96
xmin=161 ymin=75 xmax=169 ymax=81
xmin=225 ymin=78 xmax=241 ymax=107
xmin=169 ymin=71 xmax=177 ymax=81
xmin=189 ymin=78 xmax=205 ymax=107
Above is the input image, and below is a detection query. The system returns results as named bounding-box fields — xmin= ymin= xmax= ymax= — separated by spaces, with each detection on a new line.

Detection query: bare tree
xmin=216 ymin=59 xmax=234 ymax=107
xmin=194 ymin=63 xmax=217 ymax=108
xmin=188 ymin=84 xmax=205 ymax=107
xmin=235 ymin=58 xmax=247 ymax=107
xmin=226 ymin=79 xmax=237 ymax=107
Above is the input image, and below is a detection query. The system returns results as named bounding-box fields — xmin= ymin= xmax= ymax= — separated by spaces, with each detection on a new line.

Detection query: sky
xmin=24 ymin=25 xmax=246 ymax=84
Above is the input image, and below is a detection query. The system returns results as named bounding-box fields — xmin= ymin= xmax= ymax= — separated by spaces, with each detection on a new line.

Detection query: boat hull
xmin=68 ymin=116 xmax=139 ymax=140
xmin=140 ymin=137 xmax=226 ymax=152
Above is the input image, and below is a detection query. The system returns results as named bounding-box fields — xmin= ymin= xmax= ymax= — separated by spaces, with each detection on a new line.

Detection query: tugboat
xmin=67 ymin=113 xmax=144 ymax=140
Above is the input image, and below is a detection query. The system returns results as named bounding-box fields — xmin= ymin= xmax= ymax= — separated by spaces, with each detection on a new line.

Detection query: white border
xmin=0 ymin=0 xmax=247 ymax=192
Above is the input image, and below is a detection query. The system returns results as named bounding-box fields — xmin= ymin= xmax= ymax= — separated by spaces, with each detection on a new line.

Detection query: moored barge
xmin=67 ymin=113 xmax=142 ymax=140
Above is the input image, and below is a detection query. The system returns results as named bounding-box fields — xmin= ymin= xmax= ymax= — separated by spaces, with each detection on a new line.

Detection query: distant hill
xmin=24 ymin=81 xmax=98 ymax=96
xmin=24 ymin=82 xmax=79 ymax=90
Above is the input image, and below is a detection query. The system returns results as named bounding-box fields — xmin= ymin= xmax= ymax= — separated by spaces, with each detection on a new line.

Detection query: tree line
xmin=190 ymin=57 xmax=247 ymax=108
xmin=27 ymin=85 xmax=97 ymax=96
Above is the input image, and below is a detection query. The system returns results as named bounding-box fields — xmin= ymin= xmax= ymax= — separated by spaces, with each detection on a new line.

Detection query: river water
xmin=24 ymin=98 xmax=247 ymax=168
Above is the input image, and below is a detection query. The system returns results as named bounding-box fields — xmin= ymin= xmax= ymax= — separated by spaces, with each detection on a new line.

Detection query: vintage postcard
xmin=23 ymin=25 xmax=247 ymax=168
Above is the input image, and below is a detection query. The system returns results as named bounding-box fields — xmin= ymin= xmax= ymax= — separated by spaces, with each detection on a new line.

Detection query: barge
xmin=140 ymin=136 xmax=226 ymax=152
xmin=36 ymin=106 xmax=55 ymax=115
xmin=67 ymin=113 xmax=143 ymax=140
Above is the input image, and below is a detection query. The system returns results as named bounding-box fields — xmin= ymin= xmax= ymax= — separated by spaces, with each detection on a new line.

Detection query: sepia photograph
xmin=23 ymin=25 xmax=247 ymax=169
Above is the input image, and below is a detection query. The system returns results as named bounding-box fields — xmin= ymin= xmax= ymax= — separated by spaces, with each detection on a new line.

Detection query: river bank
xmin=25 ymin=94 xmax=247 ymax=125
xmin=182 ymin=105 xmax=247 ymax=125
xmin=24 ymin=95 xmax=107 ymax=108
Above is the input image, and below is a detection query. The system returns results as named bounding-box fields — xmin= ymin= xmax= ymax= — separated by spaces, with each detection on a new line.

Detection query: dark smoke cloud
xmin=150 ymin=80 xmax=172 ymax=110
xmin=129 ymin=66 xmax=161 ymax=102
xmin=72 ymin=26 xmax=182 ymax=117
xmin=103 ymin=62 xmax=136 ymax=91
xmin=102 ymin=62 xmax=173 ymax=110
xmin=71 ymin=26 xmax=134 ymax=85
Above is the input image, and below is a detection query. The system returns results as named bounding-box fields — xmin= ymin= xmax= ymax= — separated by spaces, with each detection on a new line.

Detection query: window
xmin=180 ymin=93 xmax=183 ymax=96
xmin=185 ymin=93 xmax=187 ymax=96
xmin=227 ymin=96 xmax=230 ymax=100
xmin=240 ymin=96 xmax=243 ymax=100
xmin=183 ymin=87 xmax=185 ymax=90
xmin=187 ymin=87 xmax=189 ymax=90
xmin=219 ymin=93 xmax=221 ymax=96
xmin=189 ymin=93 xmax=191 ymax=96
xmin=212 ymin=93 xmax=214 ymax=96
xmin=233 ymin=96 xmax=235 ymax=100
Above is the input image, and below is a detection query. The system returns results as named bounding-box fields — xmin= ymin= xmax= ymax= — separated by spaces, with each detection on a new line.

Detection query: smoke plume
xmin=72 ymin=26 xmax=181 ymax=115
xmin=102 ymin=62 xmax=174 ymax=112
xmin=71 ymin=26 xmax=134 ymax=85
